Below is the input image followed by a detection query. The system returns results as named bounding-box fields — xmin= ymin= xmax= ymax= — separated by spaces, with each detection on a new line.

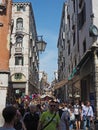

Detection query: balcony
xmin=15 ymin=47 xmax=23 ymax=54
xmin=15 ymin=27 xmax=24 ymax=35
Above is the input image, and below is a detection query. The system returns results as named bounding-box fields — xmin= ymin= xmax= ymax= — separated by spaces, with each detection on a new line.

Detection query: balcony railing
xmin=15 ymin=47 xmax=23 ymax=54
xmin=15 ymin=27 xmax=24 ymax=35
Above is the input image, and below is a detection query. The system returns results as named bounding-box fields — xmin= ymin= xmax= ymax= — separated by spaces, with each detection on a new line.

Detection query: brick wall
xmin=0 ymin=0 xmax=12 ymax=71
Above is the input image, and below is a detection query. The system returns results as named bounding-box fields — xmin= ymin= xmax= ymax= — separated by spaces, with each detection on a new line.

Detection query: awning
xmin=68 ymin=67 xmax=77 ymax=80
xmin=54 ymin=78 xmax=68 ymax=90
xmin=68 ymin=50 xmax=92 ymax=81
xmin=77 ymin=50 xmax=91 ymax=70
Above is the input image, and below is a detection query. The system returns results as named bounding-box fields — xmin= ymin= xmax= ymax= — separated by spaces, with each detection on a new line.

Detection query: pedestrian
xmin=36 ymin=104 xmax=42 ymax=116
xmin=60 ymin=106 xmax=70 ymax=130
xmin=14 ymin=109 xmax=26 ymax=130
xmin=23 ymin=104 xmax=39 ymax=130
xmin=0 ymin=106 xmax=17 ymax=130
xmin=68 ymin=105 xmax=75 ymax=130
xmin=55 ymin=101 xmax=64 ymax=118
xmin=81 ymin=100 xmax=94 ymax=130
xmin=37 ymin=100 xmax=60 ymax=130
xmin=73 ymin=99 xmax=81 ymax=130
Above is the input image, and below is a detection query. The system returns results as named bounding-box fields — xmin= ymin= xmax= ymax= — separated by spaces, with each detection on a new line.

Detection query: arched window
xmin=16 ymin=18 xmax=23 ymax=30
xmin=16 ymin=36 xmax=23 ymax=47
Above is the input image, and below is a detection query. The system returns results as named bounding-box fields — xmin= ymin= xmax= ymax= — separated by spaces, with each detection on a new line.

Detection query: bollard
xmin=94 ymin=120 xmax=98 ymax=130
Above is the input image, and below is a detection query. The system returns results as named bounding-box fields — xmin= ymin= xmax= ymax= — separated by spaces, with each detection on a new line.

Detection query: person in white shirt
xmin=73 ymin=100 xmax=81 ymax=130
xmin=81 ymin=101 xmax=94 ymax=130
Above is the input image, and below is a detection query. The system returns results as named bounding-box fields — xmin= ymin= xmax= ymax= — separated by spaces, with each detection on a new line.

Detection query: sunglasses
xmin=50 ymin=105 xmax=56 ymax=107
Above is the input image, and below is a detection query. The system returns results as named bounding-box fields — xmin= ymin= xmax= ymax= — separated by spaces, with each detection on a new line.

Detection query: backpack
xmin=74 ymin=104 xmax=80 ymax=115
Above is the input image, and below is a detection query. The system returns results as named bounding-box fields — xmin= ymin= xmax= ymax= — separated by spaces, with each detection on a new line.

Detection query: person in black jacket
xmin=55 ymin=101 xmax=64 ymax=118
xmin=23 ymin=104 xmax=39 ymax=130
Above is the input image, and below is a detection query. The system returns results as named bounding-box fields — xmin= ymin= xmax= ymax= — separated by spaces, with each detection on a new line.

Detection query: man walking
xmin=37 ymin=100 xmax=60 ymax=130
xmin=81 ymin=101 xmax=94 ymax=130
xmin=23 ymin=104 xmax=39 ymax=130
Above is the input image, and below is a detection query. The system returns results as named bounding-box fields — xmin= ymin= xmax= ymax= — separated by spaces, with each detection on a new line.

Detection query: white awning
xmin=54 ymin=78 xmax=68 ymax=90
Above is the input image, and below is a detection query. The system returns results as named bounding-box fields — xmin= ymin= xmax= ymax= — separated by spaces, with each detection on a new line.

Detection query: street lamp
xmin=36 ymin=36 xmax=47 ymax=53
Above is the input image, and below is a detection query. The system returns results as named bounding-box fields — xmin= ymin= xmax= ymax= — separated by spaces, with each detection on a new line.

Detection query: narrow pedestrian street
xmin=0 ymin=0 xmax=98 ymax=129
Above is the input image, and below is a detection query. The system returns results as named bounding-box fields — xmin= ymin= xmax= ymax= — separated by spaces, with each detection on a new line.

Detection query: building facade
xmin=56 ymin=0 xmax=98 ymax=118
xmin=9 ymin=2 xmax=39 ymax=100
xmin=0 ymin=0 xmax=12 ymax=125
xmin=39 ymin=71 xmax=50 ymax=95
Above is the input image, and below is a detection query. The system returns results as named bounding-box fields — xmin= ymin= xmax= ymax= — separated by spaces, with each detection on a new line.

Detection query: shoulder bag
xmin=40 ymin=112 xmax=56 ymax=130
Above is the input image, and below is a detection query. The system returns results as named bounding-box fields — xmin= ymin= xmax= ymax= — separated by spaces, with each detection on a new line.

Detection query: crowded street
xmin=0 ymin=0 xmax=98 ymax=130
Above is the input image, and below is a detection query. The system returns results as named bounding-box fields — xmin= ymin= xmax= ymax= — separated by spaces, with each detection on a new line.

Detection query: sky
xmin=13 ymin=0 xmax=66 ymax=83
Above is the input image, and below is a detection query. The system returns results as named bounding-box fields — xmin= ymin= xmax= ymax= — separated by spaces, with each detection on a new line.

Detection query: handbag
xmin=40 ymin=112 xmax=56 ymax=130
xmin=83 ymin=107 xmax=90 ymax=121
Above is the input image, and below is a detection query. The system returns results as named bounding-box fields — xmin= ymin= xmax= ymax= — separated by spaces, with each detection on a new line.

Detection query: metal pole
xmin=93 ymin=48 xmax=98 ymax=129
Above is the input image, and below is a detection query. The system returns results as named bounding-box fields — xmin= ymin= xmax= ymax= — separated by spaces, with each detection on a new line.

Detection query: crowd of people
xmin=0 ymin=99 xmax=94 ymax=130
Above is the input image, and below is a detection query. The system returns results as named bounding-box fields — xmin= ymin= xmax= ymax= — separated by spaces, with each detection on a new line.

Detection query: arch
xmin=16 ymin=17 xmax=23 ymax=29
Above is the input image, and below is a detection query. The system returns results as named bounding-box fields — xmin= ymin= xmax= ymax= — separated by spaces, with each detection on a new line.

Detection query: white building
xmin=9 ymin=2 xmax=39 ymax=99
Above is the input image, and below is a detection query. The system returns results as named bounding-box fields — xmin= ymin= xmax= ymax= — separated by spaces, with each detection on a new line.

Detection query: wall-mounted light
xmin=89 ymin=25 xmax=98 ymax=37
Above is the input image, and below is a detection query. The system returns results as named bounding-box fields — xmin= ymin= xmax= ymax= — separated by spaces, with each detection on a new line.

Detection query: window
xmin=16 ymin=18 xmax=23 ymax=30
xmin=15 ymin=73 xmax=22 ymax=80
xmin=69 ymin=65 xmax=70 ymax=73
xmin=75 ymin=58 xmax=77 ymax=66
xmin=73 ymin=31 xmax=75 ymax=45
xmin=68 ymin=43 xmax=70 ymax=55
xmin=15 ymin=55 xmax=23 ymax=65
xmin=73 ymin=0 xmax=75 ymax=12
xmin=17 ymin=5 xmax=25 ymax=11
xmin=67 ymin=15 xmax=70 ymax=29
xmin=79 ymin=0 xmax=84 ymax=8
xmin=16 ymin=36 xmax=23 ymax=47
xmin=78 ymin=3 xmax=86 ymax=30
xmin=83 ymin=39 xmax=86 ymax=53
